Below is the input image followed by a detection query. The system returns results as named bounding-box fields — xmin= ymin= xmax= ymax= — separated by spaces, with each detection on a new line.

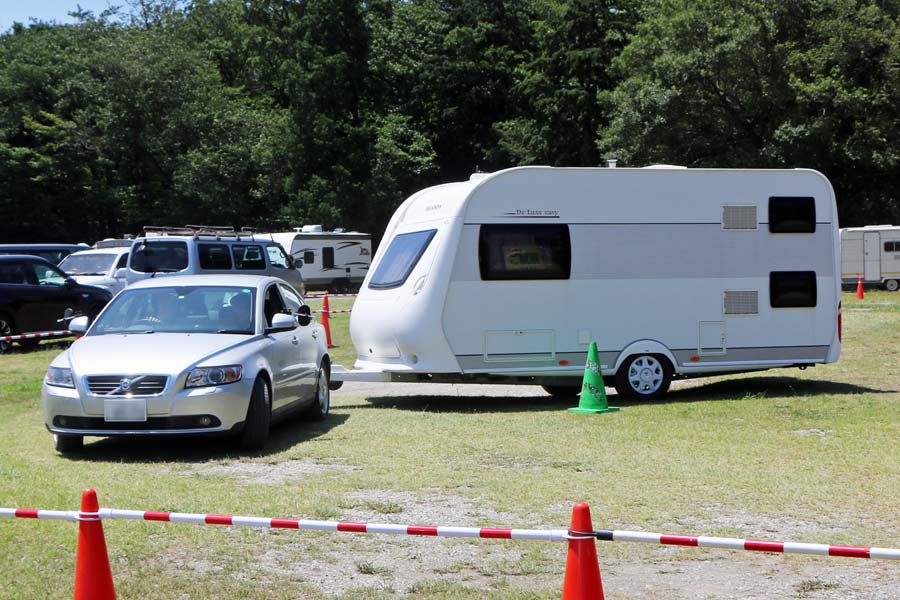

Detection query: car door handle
xmin=311 ymin=331 xmax=318 ymax=339
xmin=291 ymin=336 xmax=299 ymax=345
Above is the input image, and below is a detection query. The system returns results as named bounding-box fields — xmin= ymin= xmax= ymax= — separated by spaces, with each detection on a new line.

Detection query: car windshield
xmin=89 ymin=285 xmax=256 ymax=335
xmin=60 ymin=253 xmax=118 ymax=276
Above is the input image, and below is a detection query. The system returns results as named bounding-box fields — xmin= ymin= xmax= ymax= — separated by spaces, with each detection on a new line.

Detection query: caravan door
xmin=864 ymin=232 xmax=881 ymax=281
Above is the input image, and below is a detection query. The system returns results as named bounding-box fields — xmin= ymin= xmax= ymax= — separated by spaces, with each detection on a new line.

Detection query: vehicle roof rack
xmin=142 ymin=225 xmax=256 ymax=240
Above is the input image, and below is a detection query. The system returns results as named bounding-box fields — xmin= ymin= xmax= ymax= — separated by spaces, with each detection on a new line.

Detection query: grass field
xmin=0 ymin=292 xmax=898 ymax=598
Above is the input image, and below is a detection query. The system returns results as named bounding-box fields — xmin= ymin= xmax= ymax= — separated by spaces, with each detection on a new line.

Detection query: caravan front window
xmin=369 ymin=230 xmax=437 ymax=289
xmin=479 ymin=224 xmax=571 ymax=280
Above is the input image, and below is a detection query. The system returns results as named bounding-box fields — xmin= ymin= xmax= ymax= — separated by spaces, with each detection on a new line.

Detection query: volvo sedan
xmin=42 ymin=275 xmax=331 ymax=453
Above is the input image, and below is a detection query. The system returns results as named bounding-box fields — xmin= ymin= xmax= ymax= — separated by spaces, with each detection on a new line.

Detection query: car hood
xmin=64 ymin=333 xmax=259 ymax=375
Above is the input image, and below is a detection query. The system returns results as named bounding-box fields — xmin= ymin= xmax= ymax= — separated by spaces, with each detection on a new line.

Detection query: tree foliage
xmin=1 ymin=0 xmax=899 ymax=243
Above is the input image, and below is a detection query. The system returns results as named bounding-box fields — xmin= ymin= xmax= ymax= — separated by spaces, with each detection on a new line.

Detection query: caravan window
xmin=768 ymin=197 xmax=816 ymax=233
xmin=885 ymin=241 xmax=898 ymax=252
xmin=323 ymin=247 xmax=335 ymax=269
xmin=303 ymin=251 xmax=315 ymax=265
xmin=770 ymin=271 xmax=817 ymax=308
xmin=479 ymin=225 xmax=571 ymax=280
xmin=369 ymin=230 xmax=437 ymax=289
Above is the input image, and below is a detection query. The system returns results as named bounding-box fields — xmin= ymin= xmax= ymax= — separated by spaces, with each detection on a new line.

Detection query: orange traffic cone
xmin=856 ymin=277 xmax=864 ymax=300
xmin=321 ymin=292 xmax=335 ymax=348
xmin=561 ymin=502 xmax=605 ymax=600
xmin=73 ymin=489 xmax=116 ymax=600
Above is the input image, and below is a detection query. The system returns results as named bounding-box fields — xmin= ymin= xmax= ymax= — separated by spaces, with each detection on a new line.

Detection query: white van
xmin=338 ymin=166 xmax=842 ymax=399
xmin=126 ymin=227 xmax=305 ymax=293
xmin=254 ymin=226 xmax=372 ymax=292
xmin=840 ymin=225 xmax=900 ymax=291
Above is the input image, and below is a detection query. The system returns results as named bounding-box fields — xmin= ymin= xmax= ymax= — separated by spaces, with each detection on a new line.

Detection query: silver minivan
xmin=125 ymin=229 xmax=305 ymax=294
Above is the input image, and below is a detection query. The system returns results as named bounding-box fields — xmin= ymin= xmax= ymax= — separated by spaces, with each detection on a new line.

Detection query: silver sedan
xmin=42 ymin=275 xmax=331 ymax=453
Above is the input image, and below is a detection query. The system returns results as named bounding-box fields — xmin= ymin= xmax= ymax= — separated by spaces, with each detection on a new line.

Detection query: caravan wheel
xmin=885 ymin=279 xmax=899 ymax=292
xmin=614 ymin=354 xmax=672 ymax=400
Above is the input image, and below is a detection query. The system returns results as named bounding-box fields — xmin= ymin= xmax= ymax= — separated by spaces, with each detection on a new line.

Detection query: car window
xmin=131 ymin=241 xmax=189 ymax=273
xmin=277 ymin=283 xmax=303 ymax=313
xmin=0 ymin=262 xmax=29 ymax=284
xmin=116 ymin=253 xmax=129 ymax=270
xmin=263 ymin=284 xmax=287 ymax=326
xmin=31 ymin=262 xmax=67 ymax=285
xmin=232 ymin=244 xmax=266 ymax=270
xmin=59 ymin=253 xmax=117 ymax=276
xmin=199 ymin=244 xmax=233 ymax=270
xmin=267 ymin=245 xmax=290 ymax=269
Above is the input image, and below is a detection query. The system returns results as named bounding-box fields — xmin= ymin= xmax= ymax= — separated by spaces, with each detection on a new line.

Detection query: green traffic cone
xmin=568 ymin=341 xmax=619 ymax=414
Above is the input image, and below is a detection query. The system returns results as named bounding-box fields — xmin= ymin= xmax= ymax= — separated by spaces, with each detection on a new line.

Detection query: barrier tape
xmin=313 ymin=309 xmax=352 ymax=315
xmin=305 ymin=293 xmax=358 ymax=299
xmin=1 ymin=330 xmax=72 ymax=342
xmin=570 ymin=529 xmax=900 ymax=560
xmin=4 ymin=505 xmax=900 ymax=559
xmin=0 ymin=507 xmax=567 ymax=542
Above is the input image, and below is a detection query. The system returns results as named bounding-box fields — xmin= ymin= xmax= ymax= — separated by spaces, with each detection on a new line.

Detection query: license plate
xmin=104 ymin=399 xmax=147 ymax=422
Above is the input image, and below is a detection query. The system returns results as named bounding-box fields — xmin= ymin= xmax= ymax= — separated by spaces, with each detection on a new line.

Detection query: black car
xmin=0 ymin=255 xmax=112 ymax=352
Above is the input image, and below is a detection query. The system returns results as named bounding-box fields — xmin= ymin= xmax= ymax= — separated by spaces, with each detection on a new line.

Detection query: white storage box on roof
xmin=336 ymin=166 xmax=842 ymax=399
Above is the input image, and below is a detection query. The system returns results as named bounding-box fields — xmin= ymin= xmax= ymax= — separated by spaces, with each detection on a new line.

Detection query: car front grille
xmin=86 ymin=375 xmax=168 ymax=396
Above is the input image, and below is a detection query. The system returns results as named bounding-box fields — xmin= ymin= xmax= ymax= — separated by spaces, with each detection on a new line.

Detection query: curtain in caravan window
xmin=368 ymin=230 xmax=437 ymax=289
xmin=479 ymin=224 xmax=571 ymax=280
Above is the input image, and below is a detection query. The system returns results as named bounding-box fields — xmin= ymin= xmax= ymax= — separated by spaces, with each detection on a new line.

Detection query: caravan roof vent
xmin=301 ymin=225 xmax=324 ymax=233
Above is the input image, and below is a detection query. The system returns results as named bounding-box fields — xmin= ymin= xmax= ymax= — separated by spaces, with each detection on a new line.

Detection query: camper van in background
xmin=255 ymin=226 xmax=372 ymax=293
xmin=336 ymin=166 xmax=843 ymax=400
xmin=840 ymin=225 xmax=900 ymax=291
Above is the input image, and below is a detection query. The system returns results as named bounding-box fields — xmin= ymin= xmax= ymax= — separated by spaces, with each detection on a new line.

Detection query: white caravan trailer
xmin=255 ymin=226 xmax=372 ymax=292
xmin=839 ymin=225 xmax=900 ymax=291
xmin=339 ymin=166 xmax=842 ymax=399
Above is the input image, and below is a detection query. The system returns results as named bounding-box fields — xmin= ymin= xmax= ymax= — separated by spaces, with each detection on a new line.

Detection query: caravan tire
xmin=885 ymin=279 xmax=899 ymax=292
xmin=614 ymin=354 xmax=672 ymax=400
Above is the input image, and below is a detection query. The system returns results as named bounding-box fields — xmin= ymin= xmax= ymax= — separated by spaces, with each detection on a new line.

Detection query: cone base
xmin=568 ymin=406 xmax=619 ymax=414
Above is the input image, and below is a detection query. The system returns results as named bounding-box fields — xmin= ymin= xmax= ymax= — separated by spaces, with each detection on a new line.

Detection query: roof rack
xmin=142 ymin=225 xmax=257 ymax=240
xmin=94 ymin=238 xmax=134 ymax=249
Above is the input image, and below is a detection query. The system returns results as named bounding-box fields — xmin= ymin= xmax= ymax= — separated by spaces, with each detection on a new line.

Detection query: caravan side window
xmin=885 ymin=241 xmax=898 ymax=252
xmin=369 ymin=230 xmax=437 ymax=289
xmin=479 ymin=225 xmax=571 ymax=280
xmin=770 ymin=271 xmax=817 ymax=308
xmin=323 ymin=247 xmax=335 ymax=269
xmin=769 ymin=197 xmax=816 ymax=233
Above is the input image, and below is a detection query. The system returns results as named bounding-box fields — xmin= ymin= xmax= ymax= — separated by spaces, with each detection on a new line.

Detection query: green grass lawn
xmin=0 ymin=292 xmax=898 ymax=599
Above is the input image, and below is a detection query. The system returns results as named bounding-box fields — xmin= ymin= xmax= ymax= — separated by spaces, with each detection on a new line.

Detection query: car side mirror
xmin=297 ymin=304 xmax=312 ymax=327
xmin=114 ymin=268 xmax=127 ymax=279
xmin=69 ymin=316 xmax=89 ymax=333
xmin=64 ymin=277 xmax=76 ymax=288
xmin=267 ymin=312 xmax=297 ymax=333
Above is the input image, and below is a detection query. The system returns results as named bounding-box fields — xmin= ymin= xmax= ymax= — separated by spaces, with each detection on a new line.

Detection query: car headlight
xmin=45 ymin=366 xmax=75 ymax=388
xmin=186 ymin=365 xmax=243 ymax=388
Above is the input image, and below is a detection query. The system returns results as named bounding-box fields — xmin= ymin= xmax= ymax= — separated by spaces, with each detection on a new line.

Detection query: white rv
xmin=839 ymin=225 xmax=900 ymax=291
xmin=339 ymin=166 xmax=842 ymax=399
xmin=255 ymin=226 xmax=372 ymax=292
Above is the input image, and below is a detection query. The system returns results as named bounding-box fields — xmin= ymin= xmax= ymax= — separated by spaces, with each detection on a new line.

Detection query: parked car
xmin=0 ymin=255 xmax=112 ymax=353
xmin=126 ymin=227 xmax=305 ymax=294
xmin=41 ymin=275 xmax=331 ymax=453
xmin=0 ymin=243 xmax=90 ymax=265
xmin=58 ymin=246 xmax=131 ymax=296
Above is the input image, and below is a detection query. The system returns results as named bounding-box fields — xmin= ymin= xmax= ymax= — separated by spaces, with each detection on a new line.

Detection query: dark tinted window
xmin=770 ymin=271 xmax=817 ymax=307
xmin=369 ymin=230 xmax=437 ymax=289
xmin=769 ymin=197 xmax=816 ymax=233
xmin=323 ymin=247 xmax=335 ymax=269
xmin=199 ymin=244 xmax=233 ymax=270
xmin=0 ymin=262 xmax=29 ymax=284
xmin=131 ymin=241 xmax=189 ymax=273
xmin=232 ymin=244 xmax=266 ymax=270
xmin=479 ymin=224 xmax=571 ymax=280
xmin=303 ymin=251 xmax=314 ymax=265
xmin=885 ymin=241 xmax=897 ymax=252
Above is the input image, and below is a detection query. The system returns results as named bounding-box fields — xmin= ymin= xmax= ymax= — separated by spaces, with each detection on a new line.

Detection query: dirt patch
xmin=181 ymin=458 xmax=357 ymax=484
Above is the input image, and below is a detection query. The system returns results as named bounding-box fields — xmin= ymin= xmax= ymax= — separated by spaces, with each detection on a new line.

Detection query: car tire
xmin=306 ymin=365 xmax=331 ymax=421
xmin=54 ymin=433 xmax=83 ymax=454
xmin=0 ymin=313 xmax=15 ymax=354
xmin=614 ymin=354 xmax=673 ymax=400
xmin=541 ymin=385 xmax=580 ymax=399
xmin=885 ymin=279 xmax=899 ymax=292
xmin=240 ymin=377 xmax=271 ymax=451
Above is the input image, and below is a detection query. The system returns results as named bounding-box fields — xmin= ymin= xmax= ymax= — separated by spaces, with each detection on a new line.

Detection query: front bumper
xmin=42 ymin=376 xmax=254 ymax=436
